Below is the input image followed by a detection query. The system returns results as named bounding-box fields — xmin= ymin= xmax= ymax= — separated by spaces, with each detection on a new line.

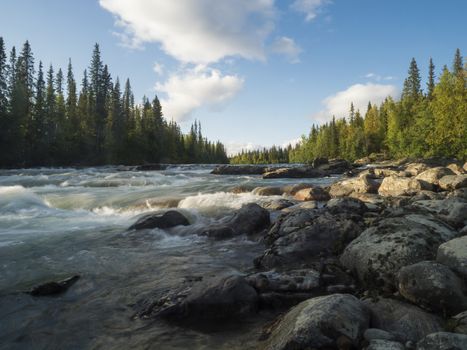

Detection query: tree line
xmin=0 ymin=38 xmax=228 ymax=167
xmin=230 ymin=145 xmax=291 ymax=164
xmin=232 ymin=49 xmax=466 ymax=164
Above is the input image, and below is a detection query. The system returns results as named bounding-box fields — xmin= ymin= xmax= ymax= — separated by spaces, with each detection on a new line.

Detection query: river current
xmin=0 ymin=165 xmax=337 ymax=350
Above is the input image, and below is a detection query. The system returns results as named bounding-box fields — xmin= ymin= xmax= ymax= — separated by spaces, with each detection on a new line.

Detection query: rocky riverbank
xmin=127 ymin=159 xmax=467 ymax=349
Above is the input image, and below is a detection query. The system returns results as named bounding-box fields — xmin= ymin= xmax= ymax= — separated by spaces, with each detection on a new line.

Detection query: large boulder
xmin=405 ymin=163 xmax=430 ymax=176
xmin=317 ymin=158 xmax=352 ymax=173
xmin=129 ymin=210 xmax=190 ymax=230
xmin=410 ymin=197 xmax=467 ymax=228
xmin=262 ymin=166 xmax=324 ymax=179
xmin=211 ymin=165 xmax=267 ymax=175
xmin=437 ymin=235 xmax=467 ymax=279
xmin=397 ymin=261 xmax=467 ymax=315
xmin=415 ymin=167 xmax=455 ymax=187
xmin=416 ymin=332 xmax=467 ymax=350
xmin=281 ymin=183 xmax=315 ymax=196
xmin=329 ymin=173 xmax=381 ymax=197
xmin=447 ymin=163 xmax=466 ymax=175
xmin=260 ymin=294 xmax=369 ymax=350
xmin=252 ymin=186 xmax=283 ymax=196
xmin=326 ymin=197 xmax=369 ymax=215
xmin=450 ymin=311 xmax=467 ymax=335
xmin=378 ymin=176 xmax=428 ymax=197
xmin=294 ymin=186 xmax=330 ymax=201
xmin=363 ymin=298 xmax=443 ymax=343
xmin=135 ymin=275 xmax=258 ymax=321
xmin=256 ymin=208 xmax=364 ymax=269
xmin=261 ymin=198 xmax=295 ymax=211
xmin=340 ymin=212 xmax=458 ymax=291
xmin=438 ymin=174 xmax=467 ymax=191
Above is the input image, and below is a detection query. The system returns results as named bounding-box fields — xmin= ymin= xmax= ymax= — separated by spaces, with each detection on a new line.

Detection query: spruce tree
xmin=427 ymin=58 xmax=435 ymax=100
xmin=453 ymin=48 xmax=463 ymax=76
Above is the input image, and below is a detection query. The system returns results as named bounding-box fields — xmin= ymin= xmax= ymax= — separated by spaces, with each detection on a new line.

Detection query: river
xmin=0 ymin=165 xmax=337 ymax=350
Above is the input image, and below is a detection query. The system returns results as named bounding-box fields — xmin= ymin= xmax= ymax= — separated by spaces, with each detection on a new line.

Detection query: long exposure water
xmin=0 ymin=165 xmax=337 ymax=350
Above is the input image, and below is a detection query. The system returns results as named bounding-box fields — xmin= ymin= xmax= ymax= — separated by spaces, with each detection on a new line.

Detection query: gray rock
xmin=327 ymin=197 xmax=369 ymax=215
xmin=415 ymin=167 xmax=455 ymax=187
xmin=438 ymin=174 xmax=467 ymax=191
xmin=263 ymin=166 xmax=324 ymax=179
xmin=28 ymin=275 xmax=80 ymax=296
xmin=378 ymin=176 xmax=428 ymax=197
xmin=129 ymin=210 xmax=190 ymax=230
xmin=405 ymin=163 xmax=430 ymax=176
xmin=246 ymin=269 xmax=320 ymax=293
xmin=364 ymin=328 xmax=397 ymax=342
xmin=261 ymin=294 xmax=369 ymax=350
xmin=410 ymin=197 xmax=467 ymax=228
xmin=416 ymin=332 xmax=467 ymax=350
xmin=450 ymin=311 xmax=467 ymax=335
xmin=252 ymin=186 xmax=283 ymax=196
xmin=294 ymin=186 xmax=330 ymax=201
xmin=364 ymin=298 xmax=443 ymax=343
xmin=340 ymin=212 xmax=457 ymax=291
xmin=281 ymin=201 xmax=318 ymax=213
xmin=437 ymin=235 xmax=467 ymax=279
xmin=261 ymin=198 xmax=296 ymax=211
xmin=211 ymin=165 xmax=267 ymax=175
xmin=329 ymin=173 xmax=381 ymax=197
xmin=397 ymin=261 xmax=467 ymax=315
xmin=366 ymin=339 xmax=405 ymax=350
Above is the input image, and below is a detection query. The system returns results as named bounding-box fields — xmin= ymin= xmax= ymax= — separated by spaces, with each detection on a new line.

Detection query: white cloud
xmin=282 ymin=138 xmax=302 ymax=148
xmin=271 ymin=36 xmax=302 ymax=63
xmin=225 ymin=142 xmax=264 ymax=156
xmin=156 ymin=66 xmax=244 ymax=122
xmin=99 ymin=0 xmax=276 ymax=64
xmin=313 ymin=83 xmax=398 ymax=123
xmin=153 ymin=62 xmax=164 ymax=75
xmin=291 ymin=0 xmax=330 ymax=22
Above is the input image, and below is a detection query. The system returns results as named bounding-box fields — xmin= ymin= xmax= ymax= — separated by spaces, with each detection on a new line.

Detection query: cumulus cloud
xmin=99 ymin=0 xmax=276 ymax=64
xmin=291 ymin=0 xmax=330 ymax=21
xmin=153 ymin=62 xmax=164 ymax=76
xmin=271 ymin=36 xmax=302 ymax=63
xmin=225 ymin=142 xmax=264 ymax=157
xmin=282 ymin=138 xmax=302 ymax=148
xmin=156 ymin=66 xmax=244 ymax=122
xmin=313 ymin=83 xmax=398 ymax=123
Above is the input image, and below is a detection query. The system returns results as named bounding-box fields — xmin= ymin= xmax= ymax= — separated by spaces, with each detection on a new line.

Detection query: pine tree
xmin=453 ymin=48 xmax=463 ymax=76
xmin=427 ymin=58 xmax=435 ymax=100
xmin=402 ymin=58 xmax=422 ymax=101
xmin=30 ymin=61 xmax=47 ymax=164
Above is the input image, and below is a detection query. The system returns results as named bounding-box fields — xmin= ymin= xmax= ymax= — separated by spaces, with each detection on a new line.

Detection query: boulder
xmin=281 ymin=201 xmax=318 ymax=213
xmin=373 ymin=168 xmax=403 ymax=178
xmin=437 ymin=235 xmax=467 ymax=279
xmin=281 ymin=183 xmax=314 ymax=195
xmin=364 ymin=328 xmax=397 ymax=342
xmin=415 ymin=167 xmax=455 ymax=187
xmin=28 ymin=275 xmax=80 ymax=296
xmin=312 ymin=157 xmax=328 ymax=168
xmin=262 ymin=166 xmax=324 ymax=179
xmin=223 ymin=203 xmax=270 ymax=235
xmin=294 ymin=186 xmax=330 ymax=201
xmin=450 ymin=311 xmax=467 ymax=335
xmin=416 ymin=332 xmax=467 ymax=350
xmin=327 ymin=197 xmax=369 ymax=215
xmin=405 ymin=163 xmax=430 ymax=176
xmin=261 ymin=198 xmax=295 ymax=211
xmin=397 ymin=261 xmax=467 ymax=315
xmin=252 ymin=186 xmax=283 ymax=196
xmin=366 ymin=340 xmax=405 ymax=350
xmin=129 ymin=210 xmax=190 ymax=230
xmin=261 ymin=294 xmax=369 ymax=350
xmin=410 ymin=197 xmax=467 ymax=228
xmin=340 ymin=212 xmax=458 ymax=291
xmin=246 ymin=269 xmax=320 ymax=294
xmin=329 ymin=174 xmax=381 ymax=197
xmin=211 ymin=165 xmax=266 ymax=175
xmin=318 ymin=158 xmax=352 ymax=173
xmin=438 ymin=174 xmax=467 ymax=191
xmin=256 ymin=208 xmax=364 ymax=269
xmin=378 ymin=176 xmax=428 ymax=197
xmin=447 ymin=163 xmax=466 ymax=175
xmin=363 ymin=298 xmax=443 ymax=343
xmin=136 ymin=275 xmax=258 ymax=321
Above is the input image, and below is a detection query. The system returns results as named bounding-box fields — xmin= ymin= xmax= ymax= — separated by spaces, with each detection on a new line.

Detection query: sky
xmin=0 ymin=0 xmax=466 ymax=155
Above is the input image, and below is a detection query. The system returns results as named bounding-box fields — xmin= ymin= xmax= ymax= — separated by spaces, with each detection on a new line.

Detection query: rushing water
xmin=0 ymin=165 xmax=337 ymax=350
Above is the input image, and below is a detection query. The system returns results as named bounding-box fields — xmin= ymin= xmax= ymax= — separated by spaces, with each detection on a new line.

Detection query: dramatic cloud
xmin=291 ymin=0 xmax=330 ymax=21
xmin=99 ymin=0 xmax=276 ymax=64
xmin=156 ymin=66 xmax=244 ymax=122
xmin=313 ymin=83 xmax=398 ymax=123
xmin=271 ymin=36 xmax=302 ymax=63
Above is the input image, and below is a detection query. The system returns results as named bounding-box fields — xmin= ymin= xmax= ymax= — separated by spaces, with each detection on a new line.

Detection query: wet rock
xmin=329 ymin=174 xmax=381 ymax=197
xmin=136 ymin=275 xmax=258 ymax=321
xmin=363 ymin=298 xmax=443 ymax=343
xmin=415 ymin=167 xmax=455 ymax=187
xmin=410 ymin=197 xmax=467 ymax=228
xmin=252 ymin=186 xmax=283 ymax=196
xmin=211 ymin=165 xmax=267 ymax=175
xmin=230 ymin=184 xmax=255 ymax=193
xmin=416 ymin=332 xmax=467 ymax=350
xmin=437 ymin=235 xmax=467 ymax=279
xmin=294 ymin=186 xmax=330 ymax=201
xmin=261 ymin=198 xmax=296 ymax=211
xmin=28 ymin=275 xmax=80 ymax=296
xmin=438 ymin=174 xmax=467 ymax=190
xmin=281 ymin=201 xmax=318 ymax=213
xmin=378 ymin=176 xmax=428 ymax=197
xmin=364 ymin=328 xmax=397 ymax=342
xmin=197 ymin=225 xmax=236 ymax=240
xmin=450 ymin=311 xmax=467 ymax=334
xmin=340 ymin=212 xmax=457 ymax=291
xmin=260 ymin=294 xmax=369 ymax=350
xmin=366 ymin=339 xmax=405 ymax=350
xmin=246 ymin=269 xmax=320 ymax=293
xmin=397 ymin=261 xmax=467 ymax=315
xmin=129 ymin=210 xmax=190 ymax=230
xmin=262 ymin=166 xmax=324 ymax=179
xmin=256 ymin=208 xmax=364 ymax=269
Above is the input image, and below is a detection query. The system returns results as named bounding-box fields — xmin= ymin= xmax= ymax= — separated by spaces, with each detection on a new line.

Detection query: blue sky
xmin=0 ymin=0 xmax=466 ymax=154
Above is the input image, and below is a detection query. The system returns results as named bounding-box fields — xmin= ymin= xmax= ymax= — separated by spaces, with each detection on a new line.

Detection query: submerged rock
xmin=363 ymin=298 xmax=443 ymax=343
xmin=416 ymin=332 xmax=467 ymax=350
xmin=28 ymin=275 xmax=80 ymax=296
xmin=397 ymin=261 xmax=467 ymax=315
xmin=129 ymin=210 xmax=190 ymax=230
xmin=260 ymin=294 xmax=369 ymax=350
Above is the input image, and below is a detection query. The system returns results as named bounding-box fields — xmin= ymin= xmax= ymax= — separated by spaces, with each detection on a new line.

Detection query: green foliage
xmin=230 ymin=145 xmax=290 ymax=164
xmin=0 ymin=38 xmax=228 ymax=167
